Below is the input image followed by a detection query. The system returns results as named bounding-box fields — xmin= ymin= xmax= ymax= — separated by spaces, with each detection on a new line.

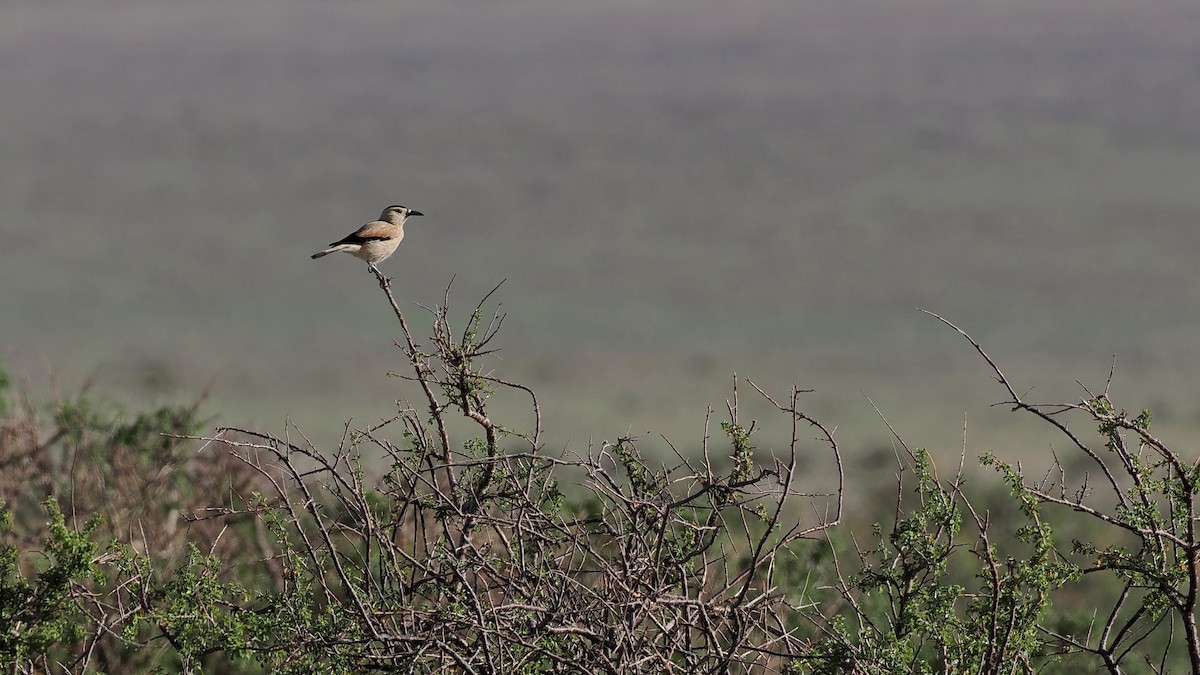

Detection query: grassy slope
xmin=3 ymin=0 xmax=1200 ymax=479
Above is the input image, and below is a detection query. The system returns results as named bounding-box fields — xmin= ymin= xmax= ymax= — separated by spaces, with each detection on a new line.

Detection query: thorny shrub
xmin=3 ymin=281 xmax=1200 ymax=673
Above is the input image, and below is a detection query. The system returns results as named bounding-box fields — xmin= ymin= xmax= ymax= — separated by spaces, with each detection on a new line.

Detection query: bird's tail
xmin=312 ymin=243 xmax=359 ymax=259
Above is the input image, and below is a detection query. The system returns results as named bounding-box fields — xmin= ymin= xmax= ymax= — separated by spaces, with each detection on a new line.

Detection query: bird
xmin=311 ymin=205 xmax=423 ymax=273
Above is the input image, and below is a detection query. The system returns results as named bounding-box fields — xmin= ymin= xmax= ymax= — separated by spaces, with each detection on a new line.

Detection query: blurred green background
xmin=4 ymin=0 xmax=1200 ymax=482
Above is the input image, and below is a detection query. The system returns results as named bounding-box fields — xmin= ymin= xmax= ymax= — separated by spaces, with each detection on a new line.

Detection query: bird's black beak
xmin=408 ymin=210 xmax=424 ymax=217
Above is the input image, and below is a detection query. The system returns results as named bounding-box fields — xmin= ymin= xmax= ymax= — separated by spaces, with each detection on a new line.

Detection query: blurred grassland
xmin=4 ymin=0 xmax=1200 ymax=481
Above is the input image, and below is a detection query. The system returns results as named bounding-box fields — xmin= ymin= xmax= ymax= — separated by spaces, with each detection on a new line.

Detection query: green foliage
xmin=0 ymin=500 xmax=102 ymax=671
xmin=802 ymin=449 xmax=1082 ymax=674
xmin=0 ymin=364 xmax=10 ymax=415
xmin=722 ymin=420 xmax=756 ymax=484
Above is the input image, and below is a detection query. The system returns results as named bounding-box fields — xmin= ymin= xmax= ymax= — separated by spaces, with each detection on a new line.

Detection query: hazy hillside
xmin=4 ymin=0 xmax=1200 ymax=473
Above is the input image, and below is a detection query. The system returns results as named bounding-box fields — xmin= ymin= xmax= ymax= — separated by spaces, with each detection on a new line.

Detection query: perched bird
xmin=311 ymin=205 xmax=423 ymax=273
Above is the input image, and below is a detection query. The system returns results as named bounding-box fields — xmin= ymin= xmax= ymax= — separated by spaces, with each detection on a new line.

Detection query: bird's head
xmin=381 ymin=205 xmax=423 ymax=224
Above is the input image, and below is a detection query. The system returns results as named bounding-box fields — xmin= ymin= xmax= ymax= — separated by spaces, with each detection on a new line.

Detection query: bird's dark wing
xmin=328 ymin=220 xmax=397 ymax=246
